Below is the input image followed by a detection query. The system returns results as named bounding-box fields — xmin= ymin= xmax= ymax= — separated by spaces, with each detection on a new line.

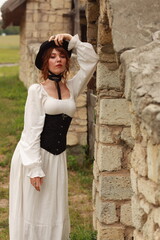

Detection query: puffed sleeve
xmin=19 ymin=84 xmax=46 ymax=178
xmin=67 ymin=34 xmax=98 ymax=98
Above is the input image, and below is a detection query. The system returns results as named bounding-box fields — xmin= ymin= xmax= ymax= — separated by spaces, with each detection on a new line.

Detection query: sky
xmin=0 ymin=0 xmax=7 ymax=19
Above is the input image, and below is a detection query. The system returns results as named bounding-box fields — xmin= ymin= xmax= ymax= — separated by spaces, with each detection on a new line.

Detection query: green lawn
xmin=0 ymin=35 xmax=20 ymax=63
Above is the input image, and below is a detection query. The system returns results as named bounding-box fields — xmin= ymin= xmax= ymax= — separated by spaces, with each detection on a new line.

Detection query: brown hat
xmin=35 ymin=40 xmax=72 ymax=70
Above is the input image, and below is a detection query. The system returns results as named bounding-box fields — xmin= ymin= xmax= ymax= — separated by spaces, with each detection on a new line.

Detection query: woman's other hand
xmin=49 ymin=33 xmax=72 ymax=45
xmin=30 ymin=177 xmax=44 ymax=191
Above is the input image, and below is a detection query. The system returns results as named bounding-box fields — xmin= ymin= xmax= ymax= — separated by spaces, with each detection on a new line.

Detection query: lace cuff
xmin=27 ymin=166 xmax=45 ymax=178
xmin=68 ymin=34 xmax=80 ymax=50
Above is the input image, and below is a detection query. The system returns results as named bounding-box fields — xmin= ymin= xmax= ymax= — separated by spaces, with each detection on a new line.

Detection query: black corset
xmin=40 ymin=113 xmax=72 ymax=155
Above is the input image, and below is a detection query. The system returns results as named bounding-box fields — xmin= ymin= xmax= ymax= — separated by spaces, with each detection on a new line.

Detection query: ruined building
xmin=2 ymin=0 xmax=160 ymax=239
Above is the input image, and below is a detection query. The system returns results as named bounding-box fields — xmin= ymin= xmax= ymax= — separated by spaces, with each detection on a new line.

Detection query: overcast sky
xmin=0 ymin=0 xmax=7 ymax=19
xmin=0 ymin=0 xmax=6 ymax=7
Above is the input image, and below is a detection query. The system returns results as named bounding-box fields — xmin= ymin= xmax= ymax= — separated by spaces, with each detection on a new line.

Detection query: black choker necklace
xmin=48 ymin=71 xmax=62 ymax=99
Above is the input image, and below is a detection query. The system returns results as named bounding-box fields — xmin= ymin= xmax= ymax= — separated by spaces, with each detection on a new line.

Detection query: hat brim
xmin=35 ymin=40 xmax=72 ymax=70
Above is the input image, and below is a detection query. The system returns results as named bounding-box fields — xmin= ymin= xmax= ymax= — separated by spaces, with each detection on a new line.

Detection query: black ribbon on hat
xmin=48 ymin=70 xmax=62 ymax=99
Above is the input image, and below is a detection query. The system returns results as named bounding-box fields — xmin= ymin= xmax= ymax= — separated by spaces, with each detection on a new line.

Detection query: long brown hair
xmin=41 ymin=47 xmax=70 ymax=81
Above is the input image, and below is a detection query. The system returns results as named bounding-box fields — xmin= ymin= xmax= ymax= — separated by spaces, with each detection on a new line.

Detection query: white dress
xmin=9 ymin=35 xmax=98 ymax=240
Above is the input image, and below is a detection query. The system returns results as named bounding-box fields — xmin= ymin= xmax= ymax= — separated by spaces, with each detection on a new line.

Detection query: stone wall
xmin=86 ymin=0 xmax=160 ymax=239
xmin=19 ymin=0 xmax=88 ymax=146
xmin=121 ymin=32 xmax=160 ymax=240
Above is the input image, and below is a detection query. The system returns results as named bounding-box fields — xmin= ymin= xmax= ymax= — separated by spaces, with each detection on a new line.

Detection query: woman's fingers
xmin=48 ymin=33 xmax=72 ymax=44
xmin=30 ymin=177 xmax=44 ymax=192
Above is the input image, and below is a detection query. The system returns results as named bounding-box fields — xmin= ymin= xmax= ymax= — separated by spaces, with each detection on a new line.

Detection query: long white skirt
xmin=9 ymin=143 xmax=70 ymax=240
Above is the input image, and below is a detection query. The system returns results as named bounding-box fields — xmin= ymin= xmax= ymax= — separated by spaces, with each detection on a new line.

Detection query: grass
xmin=0 ymin=35 xmax=20 ymax=63
xmin=0 ymin=35 xmax=96 ymax=239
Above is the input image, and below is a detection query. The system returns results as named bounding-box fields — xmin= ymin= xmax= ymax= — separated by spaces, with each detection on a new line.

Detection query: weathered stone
xmin=86 ymin=2 xmax=99 ymax=22
xmin=100 ymin=173 xmax=133 ymax=200
xmin=121 ymin=127 xmax=134 ymax=148
xmin=153 ymin=208 xmax=160 ymax=226
xmin=138 ymin=177 xmax=158 ymax=205
xmin=97 ymin=62 xmax=121 ymax=90
xmin=98 ymin=22 xmax=112 ymax=45
xmin=51 ymin=0 xmax=64 ymax=9
xmin=131 ymin=143 xmax=147 ymax=177
xmin=130 ymin=168 xmax=138 ymax=194
xmin=99 ymin=125 xmax=122 ymax=144
xmin=133 ymin=230 xmax=144 ymax=240
xmin=147 ymin=140 xmax=160 ymax=183
xmin=120 ymin=202 xmax=132 ymax=226
xmin=139 ymin=198 xmax=152 ymax=215
xmin=97 ymin=222 xmax=125 ymax=240
xmin=97 ymin=143 xmax=122 ymax=171
xmin=93 ymin=160 xmax=99 ymax=181
xmin=107 ymin=0 xmax=160 ymax=53
xmin=142 ymin=212 xmax=154 ymax=240
xmin=99 ymin=99 xmax=131 ymax=126
xmin=78 ymin=132 xmax=87 ymax=145
xmin=76 ymin=94 xmax=87 ymax=107
xmin=131 ymin=195 xmax=147 ymax=230
xmin=74 ymin=107 xmax=87 ymax=120
xmin=96 ymin=196 xmax=118 ymax=224
xmin=67 ymin=132 xmax=78 ymax=146
xmin=154 ymin=229 xmax=160 ymax=240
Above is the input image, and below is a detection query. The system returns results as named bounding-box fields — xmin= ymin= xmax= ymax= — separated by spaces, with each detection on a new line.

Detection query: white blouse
xmin=18 ymin=34 xmax=98 ymax=178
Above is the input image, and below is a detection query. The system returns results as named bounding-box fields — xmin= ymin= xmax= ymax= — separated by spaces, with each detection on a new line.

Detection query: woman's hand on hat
xmin=49 ymin=33 xmax=72 ymax=46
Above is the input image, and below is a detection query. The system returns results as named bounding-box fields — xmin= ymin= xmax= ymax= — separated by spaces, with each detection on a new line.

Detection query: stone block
xmin=99 ymin=125 xmax=122 ymax=144
xmin=97 ymin=143 xmax=122 ymax=171
xmin=74 ymin=107 xmax=87 ymax=120
xmin=99 ymin=0 xmax=107 ymax=21
xmin=39 ymin=2 xmax=50 ymax=10
xmin=121 ymin=127 xmax=134 ymax=148
xmin=107 ymin=0 xmax=160 ymax=53
xmin=99 ymin=173 xmax=132 ymax=200
xmin=86 ymin=2 xmax=99 ymax=22
xmin=138 ymin=177 xmax=158 ymax=205
xmin=98 ymin=22 xmax=112 ymax=45
xmin=64 ymin=2 xmax=71 ymax=9
xmin=67 ymin=132 xmax=78 ymax=146
xmin=93 ymin=210 xmax=97 ymax=230
xmin=38 ymin=22 xmax=50 ymax=31
xmin=154 ymin=229 xmax=160 ymax=240
xmin=99 ymin=99 xmax=131 ymax=126
xmin=71 ymin=117 xmax=87 ymax=126
xmin=76 ymin=94 xmax=87 ymax=107
xmin=51 ymin=0 xmax=64 ymax=9
xmin=96 ymin=196 xmax=118 ymax=224
xmin=92 ymin=180 xmax=97 ymax=206
xmin=139 ymin=198 xmax=152 ymax=215
xmin=142 ymin=212 xmax=154 ymax=240
xmin=97 ymin=62 xmax=121 ymax=90
xmin=48 ymin=15 xmax=56 ymax=23
xmin=97 ymin=222 xmax=125 ymax=240
xmin=153 ymin=208 xmax=160 ymax=226
xmin=147 ymin=140 xmax=160 ymax=183
xmin=87 ymin=23 xmax=98 ymax=42
xmin=130 ymin=168 xmax=138 ymax=194
xmin=131 ymin=143 xmax=147 ymax=177
xmin=120 ymin=202 xmax=133 ymax=226
xmin=93 ymin=161 xmax=99 ymax=181
xmin=27 ymin=2 xmax=39 ymax=10
xmin=131 ymin=195 xmax=146 ymax=230
xmin=78 ymin=132 xmax=87 ymax=145
xmin=133 ymin=230 xmax=144 ymax=240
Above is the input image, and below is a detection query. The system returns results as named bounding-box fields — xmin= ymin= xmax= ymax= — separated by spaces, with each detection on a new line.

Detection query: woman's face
xmin=48 ymin=48 xmax=67 ymax=75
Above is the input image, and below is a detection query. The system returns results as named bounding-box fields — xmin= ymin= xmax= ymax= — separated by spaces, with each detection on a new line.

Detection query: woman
xmin=9 ymin=33 xmax=98 ymax=240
